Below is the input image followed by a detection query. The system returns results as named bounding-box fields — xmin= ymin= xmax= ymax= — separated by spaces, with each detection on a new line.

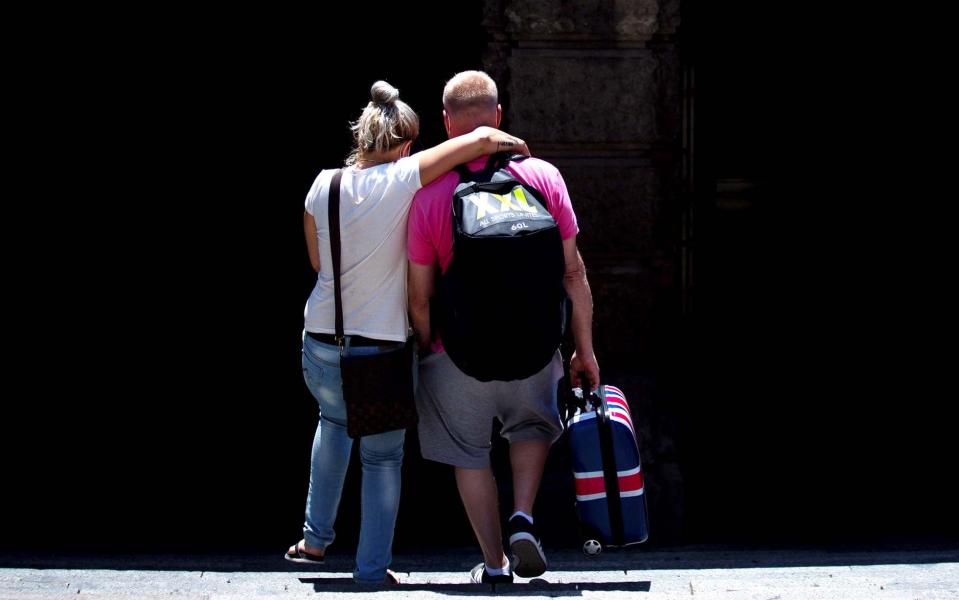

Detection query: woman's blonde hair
xmin=346 ymin=81 xmax=419 ymax=166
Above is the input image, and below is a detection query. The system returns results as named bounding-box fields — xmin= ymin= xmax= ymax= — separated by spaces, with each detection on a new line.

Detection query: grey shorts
xmin=415 ymin=349 xmax=564 ymax=468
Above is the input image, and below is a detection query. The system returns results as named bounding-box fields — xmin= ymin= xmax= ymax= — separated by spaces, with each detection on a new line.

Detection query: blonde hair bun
xmin=371 ymin=81 xmax=400 ymax=105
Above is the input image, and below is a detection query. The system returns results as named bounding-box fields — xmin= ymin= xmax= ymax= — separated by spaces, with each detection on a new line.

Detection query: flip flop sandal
xmin=284 ymin=540 xmax=325 ymax=565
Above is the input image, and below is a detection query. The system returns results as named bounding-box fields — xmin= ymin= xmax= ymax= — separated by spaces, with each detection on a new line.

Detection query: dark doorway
xmin=680 ymin=0 xmax=958 ymax=545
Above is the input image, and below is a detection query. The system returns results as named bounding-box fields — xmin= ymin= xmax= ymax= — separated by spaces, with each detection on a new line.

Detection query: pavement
xmin=2 ymin=546 xmax=958 ymax=599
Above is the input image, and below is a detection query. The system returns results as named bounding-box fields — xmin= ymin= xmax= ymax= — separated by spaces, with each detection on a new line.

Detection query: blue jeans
xmin=300 ymin=333 xmax=406 ymax=583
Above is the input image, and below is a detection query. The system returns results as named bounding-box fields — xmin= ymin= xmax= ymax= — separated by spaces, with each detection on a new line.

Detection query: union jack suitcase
xmin=568 ymin=384 xmax=649 ymax=555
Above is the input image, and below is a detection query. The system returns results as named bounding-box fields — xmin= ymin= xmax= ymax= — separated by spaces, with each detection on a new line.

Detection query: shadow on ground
xmin=3 ymin=545 xmax=958 ymax=573
xmin=300 ymin=577 xmax=651 ymax=596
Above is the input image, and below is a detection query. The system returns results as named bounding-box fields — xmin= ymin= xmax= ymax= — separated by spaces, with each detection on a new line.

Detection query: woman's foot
xmin=284 ymin=539 xmax=325 ymax=564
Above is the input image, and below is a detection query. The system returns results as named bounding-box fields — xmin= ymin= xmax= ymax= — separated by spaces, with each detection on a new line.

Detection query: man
xmin=407 ymin=71 xmax=600 ymax=584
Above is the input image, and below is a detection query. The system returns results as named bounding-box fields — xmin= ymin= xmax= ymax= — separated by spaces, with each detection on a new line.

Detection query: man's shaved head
xmin=442 ymin=71 xmax=501 ymax=137
xmin=443 ymin=71 xmax=498 ymax=115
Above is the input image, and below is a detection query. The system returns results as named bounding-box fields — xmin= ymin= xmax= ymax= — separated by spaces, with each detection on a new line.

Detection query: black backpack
xmin=434 ymin=153 xmax=567 ymax=381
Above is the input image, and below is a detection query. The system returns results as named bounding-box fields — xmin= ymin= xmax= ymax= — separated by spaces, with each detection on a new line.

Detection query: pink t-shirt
xmin=407 ymin=156 xmax=579 ymax=352
xmin=408 ymin=156 xmax=579 ymax=272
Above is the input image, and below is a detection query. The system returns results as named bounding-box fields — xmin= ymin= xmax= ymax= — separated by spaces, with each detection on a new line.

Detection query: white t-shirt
xmin=303 ymin=156 xmax=421 ymax=342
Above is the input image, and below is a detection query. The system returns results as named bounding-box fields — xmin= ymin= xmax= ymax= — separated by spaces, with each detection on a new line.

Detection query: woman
xmin=285 ymin=81 xmax=527 ymax=584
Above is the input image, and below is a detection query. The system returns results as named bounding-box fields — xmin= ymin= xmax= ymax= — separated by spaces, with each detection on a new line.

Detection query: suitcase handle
xmin=581 ymin=375 xmax=606 ymax=412
xmin=568 ymin=374 xmax=606 ymax=420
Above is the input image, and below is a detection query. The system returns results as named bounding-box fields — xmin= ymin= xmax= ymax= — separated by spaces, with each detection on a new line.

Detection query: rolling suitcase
xmin=568 ymin=384 xmax=649 ymax=555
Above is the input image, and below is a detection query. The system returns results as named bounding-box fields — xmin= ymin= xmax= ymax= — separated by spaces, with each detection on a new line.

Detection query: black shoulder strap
xmin=454 ymin=152 xmax=515 ymax=181
xmin=487 ymin=151 xmax=511 ymax=172
xmin=327 ymin=169 xmax=345 ymax=340
xmin=595 ymin=389 xmax=626 ymax=546
xmin=453 ymin=164 xmax=473 ymax=180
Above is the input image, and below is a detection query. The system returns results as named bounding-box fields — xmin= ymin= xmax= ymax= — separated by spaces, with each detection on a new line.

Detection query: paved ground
xmin=2 ymin=546 xmax=958 ymax=599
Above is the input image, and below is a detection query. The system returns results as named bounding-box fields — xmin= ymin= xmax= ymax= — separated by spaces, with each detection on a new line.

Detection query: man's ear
xmin=495 ymin=104 xmax=502 ymax=128
xmin=443 ymin=110 xmax=452 ymax=136
xmin=402 ymin=140 xmax=413 ymax=158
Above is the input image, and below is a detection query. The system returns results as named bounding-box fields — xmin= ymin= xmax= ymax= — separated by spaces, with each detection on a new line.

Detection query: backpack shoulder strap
xmin=453 ymin=163 xmax=475 ymax=180
xmin=487 ymin=151 xmax=512 ymax=173
xmin=454 ymin=152 xmax=516 ymax=182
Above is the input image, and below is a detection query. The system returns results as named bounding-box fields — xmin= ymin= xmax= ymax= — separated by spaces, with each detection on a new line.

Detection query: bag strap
xmin=595 ymin=386 xmax=626 ymax=546
xmin=328 ymin=169 xmax=345 ymax=342
xmin=453 ymin=151 xmax=516 ymax=181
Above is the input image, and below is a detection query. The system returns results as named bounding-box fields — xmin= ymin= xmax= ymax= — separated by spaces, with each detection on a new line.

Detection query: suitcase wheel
xmin=582 ymin=539 xmax=603 ymax=557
